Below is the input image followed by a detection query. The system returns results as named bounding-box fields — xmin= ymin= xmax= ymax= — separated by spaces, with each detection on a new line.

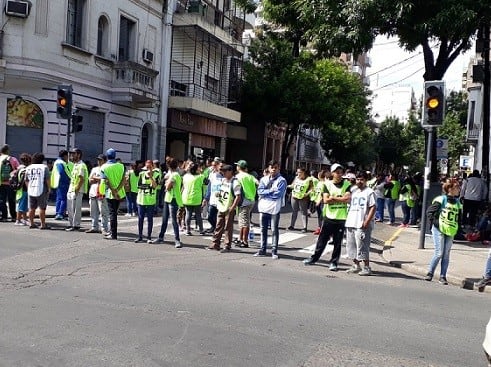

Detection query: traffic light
xmin=71 ymin=114 xmax=83 ymax=133
xmin=422 ymin=81 xmax=445 ymax=127
xmin=56 ymin=85 xmax=72 ymax=119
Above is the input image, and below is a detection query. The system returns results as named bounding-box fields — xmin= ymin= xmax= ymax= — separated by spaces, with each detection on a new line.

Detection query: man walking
xmin=254 ymin=160 xmax=287 ymax=259
xmin=235 ymin=159 xmax=258 ymax=247
xmin=0 ymin=144 xmax=20 ymax=221
xmin=50 ymin=150 xmax=71 ymax=220
xmin=66 ymin=148 xmax=88 ymax=231
xmin=303 ymin=163 xmax=352 ymax=271
xmin=100 ymin=148 xmax=126 ymax=240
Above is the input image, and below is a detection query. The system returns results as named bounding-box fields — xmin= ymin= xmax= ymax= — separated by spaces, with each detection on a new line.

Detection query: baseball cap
xmin=106 ymin=148 xmax=116 ymax=159
xmin=96 ymin=154 xmax=106 ymax=161
xmin=69 ymin=148 xmax=82 ymax=154
xmin=330 ymin=163 xmax=344 ymax=173
xmin=220 ymin=164 xmax=233 ymax=172
xmin=213 ymin=156 xmax=222 ymax=163
xmin=234 ymin=160 xmax=248 ymax=169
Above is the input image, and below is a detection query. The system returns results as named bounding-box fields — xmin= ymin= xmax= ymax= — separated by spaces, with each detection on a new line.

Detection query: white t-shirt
xmin=344 ymin=186 xmax=376 ymax=228
xmin=26 ymin=164 xmax=49 ymax=197
xmin=89 ymin=166 xmax=102 ymax=198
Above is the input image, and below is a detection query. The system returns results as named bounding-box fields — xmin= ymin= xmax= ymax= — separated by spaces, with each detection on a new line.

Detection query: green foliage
xmin=233 ymin=0 xmax=258 ymax=13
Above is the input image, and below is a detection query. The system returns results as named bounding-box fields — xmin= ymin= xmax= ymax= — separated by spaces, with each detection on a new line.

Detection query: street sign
xmin=436 ymin=138 xmax=448 ymax=159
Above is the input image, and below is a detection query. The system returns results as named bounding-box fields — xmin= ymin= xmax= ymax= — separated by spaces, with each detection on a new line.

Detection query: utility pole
xmin=482 ymin=23 xmax=490 ymax=200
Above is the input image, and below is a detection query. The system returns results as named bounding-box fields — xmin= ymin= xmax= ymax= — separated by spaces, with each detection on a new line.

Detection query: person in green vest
xmin=134 ymin=160 xmax=160 ymax=243
xmin=151 ymin=156 xmax=183 ymax=248
xmin=125 ymin=161 xmax=141 ymax=217
xmin=303 ymin=163 xmax=352 ymax=271
xmin=65 ymin=148 xmax=88 ymax=232
xmin=182 ymin=161 xmax=205 ymax=235
xmin=207 ymin=164 xmax=242 ymax=252
xmin=424 ymin=178 xmax=462 ymax=285
xmin=51 ymin=149 xmax=71 ymax=220
xmin=287 ymin=167 xmax=313 ymax=233
xmin=100 ymin=148 xmax=127 ymax=240
xmin=312 ymin=170 xmax=327 ymax=235
xmin=234 ymin=160 xmax=258 ymax=247
xmin=398 ymin=175 xmax=419 ymax=228
xmin=384 ymin=172 xmax=400 ymax=225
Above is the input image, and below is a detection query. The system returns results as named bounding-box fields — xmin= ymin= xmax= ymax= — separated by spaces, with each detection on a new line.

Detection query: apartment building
xmin=0 ymin=0 xmax=163 ymax=162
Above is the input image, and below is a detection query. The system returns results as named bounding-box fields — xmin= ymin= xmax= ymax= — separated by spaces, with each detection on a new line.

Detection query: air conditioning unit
xmin=5 ymin=0 xmax=30 ymax=18
xmin=142 ymin=49 xmax=154 ymax=63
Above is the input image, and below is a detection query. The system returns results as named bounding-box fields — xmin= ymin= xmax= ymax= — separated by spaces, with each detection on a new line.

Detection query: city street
xmin=0 ymin=211 xmax=488 ymax=367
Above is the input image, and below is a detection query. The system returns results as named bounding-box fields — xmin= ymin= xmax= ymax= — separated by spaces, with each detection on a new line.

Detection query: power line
xmin=367 ymin=52 xmax=422 ymax=77
xmin=372 ymin=67 xmax=425 ymax=91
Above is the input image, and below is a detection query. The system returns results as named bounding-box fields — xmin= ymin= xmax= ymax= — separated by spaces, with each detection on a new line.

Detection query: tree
xmin=241 ymin=33 xmax=372 ymax=169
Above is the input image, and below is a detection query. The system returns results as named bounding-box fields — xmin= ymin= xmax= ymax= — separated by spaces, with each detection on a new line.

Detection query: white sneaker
xmin=359 ymin=267 xmax=372 ymax=276
xmin=272 ymin=253 xmax=279 ymax=260
xmin=14 ymin=221 xmax=23 ymax=226
xmin=175 ymin=241 xmax=182 ymax=248
xmin=124 ymin=213 xmax=132 ymax=217
xmin=346 ymin=264 xmax=362 ymax=274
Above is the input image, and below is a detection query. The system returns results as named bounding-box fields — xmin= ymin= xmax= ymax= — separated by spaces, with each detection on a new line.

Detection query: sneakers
xmin=346 ymin=264 xmax=362 ymax=274
xmin=424 ymin=272 xmax=433 ymax=281
xmin=475 ymin=277 xmax=491 ymax=288
xmin=329 ymin=263 xmax=338 ymax=272
xmin=313 ymin=227 xmax=321 ymax=235
xmin=303 ymin=258 xmax=315 ymax=266
xmin=85 ymin=228 xmax=100 ymax=233
xmin=287 ymin=226 xmax=294 ymax=230
xmin=219 ymin=246 xmax=231 ymax=253
xmin=272 ymin=253 xmax=279 ymax=260
xmin=14 ymin=221 xmax=26 ymax=226
xmin=65 ymin=226 xmax=80 ymax=232
xmin=185 ymin=231 xmax=192 ymax=236
xmin=150 ymin=238 xmax=164 ymax=244
xmin=124 ymin=213 xmax=132 ymax=217
xmin=174 ymin=241 xmax=182 ymax=248
xmin=398 ymin=223 xmax=408 ymax=228
xmin=359 ymin=267 xmax=372 ymax=276
xmin=439 ymin=277 xmax=448 ymax=285
xmin=134 ymin=238 xmax=144 ymax=243
xmin=54 ymin=214 xmax=64 ymax=220
xmin=301 ymin=228 xmax=307 ymax=233
xmin=253 ymin=250 xmax=266 ymax=257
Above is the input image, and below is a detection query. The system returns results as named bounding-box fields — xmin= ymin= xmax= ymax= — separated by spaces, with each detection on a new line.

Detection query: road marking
xmin=385 ymin=227 xmax=404 ymax=247
xmin=298 ymin=243 xmax=334 ymax=256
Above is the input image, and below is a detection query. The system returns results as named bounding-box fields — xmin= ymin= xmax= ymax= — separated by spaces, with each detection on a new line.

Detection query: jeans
xmin=428 ymin=225 xmax=454 ymax=277
xmin=185 ymin=205 xmax=203 ymax=232
xmin=157 ymin=199 xmax=180 ymax=241
xmin=89 ymin=197 xmax=109 ymax=232
xmin=410 ymin=203 xmax=419 ymax=225
xmin=310 ymin=219 xmax=345 ymax=265
xmin=55 ymin=184 xmax=69 ymax=217
xmin=107 ymin=199 xmax=121 ymax=239
xmin=401 ymin=201 xmax=411 ymax=225
xmin=67 ymin=191 xmax=83 ymax=228
xmin=485 ymin=248 xmax=491 ymax=279
xmin=386 ymin=198 xmax=396 ymax=223
xmin=0 ymin=184 xmax=16 ymax=219
xmin=137 ymin=204 xmax=155 ymax=239
xmin=260 ymin=212 xmax=280 ymax=253
xmin=375 ymin=197 xmax=385 ymax=221
xmin=126 ymin=192 xmax=137 ymax=215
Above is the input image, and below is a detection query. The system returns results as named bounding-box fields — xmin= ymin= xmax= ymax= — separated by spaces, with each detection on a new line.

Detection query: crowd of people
xmin=0 ymin=142 xmax=489 ymax=287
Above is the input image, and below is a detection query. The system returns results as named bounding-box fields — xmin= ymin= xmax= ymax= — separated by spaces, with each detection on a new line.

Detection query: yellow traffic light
xmin=427 ymin=97 xmax=439 ymax=109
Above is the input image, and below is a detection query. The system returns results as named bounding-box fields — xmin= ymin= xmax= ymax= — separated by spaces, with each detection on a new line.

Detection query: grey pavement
xmin=37 ymin=200 xmax=491 ymax=293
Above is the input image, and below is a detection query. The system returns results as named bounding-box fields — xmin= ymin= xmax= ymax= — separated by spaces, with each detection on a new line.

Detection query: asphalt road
xmin=0 ymin=214 xmax=488 ymax=367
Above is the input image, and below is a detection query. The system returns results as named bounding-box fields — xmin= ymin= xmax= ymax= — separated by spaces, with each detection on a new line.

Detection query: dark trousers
xmin=55 ymin=184 xmax=69 ymax=217
xmin=0 ymin=184 xmax=16 ymax=220
xmin=208 ymin=204 xmax=218 ymax=230
xmin=107 ymin=199 xmax=120 ymax=239
xmin=463 ymin=199 xmax=481 ymax=226
xmin=137 ymin=204 xmax=155 ymax=239
xmin=310 ymin=219 xmax=345 ymax=265
xmin=212 ymin=210 xmax=235 ymax=249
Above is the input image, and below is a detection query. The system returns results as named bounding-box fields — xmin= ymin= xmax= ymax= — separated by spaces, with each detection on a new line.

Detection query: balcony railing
xmin=113 ymin=61 xmax=159 ymax=93
xmin=467 ymin=128 xmax=479 ymax=142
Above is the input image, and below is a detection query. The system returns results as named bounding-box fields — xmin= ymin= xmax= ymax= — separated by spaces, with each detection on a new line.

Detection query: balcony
xmin=112 ymin=61 xmax=159 ymax=106
xmin=466 ymin=128 xmax=479 ymax=143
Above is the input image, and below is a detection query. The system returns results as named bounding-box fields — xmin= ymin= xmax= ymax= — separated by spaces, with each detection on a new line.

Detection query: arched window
xmin=97 ymin=16 xmax=109 ymax=57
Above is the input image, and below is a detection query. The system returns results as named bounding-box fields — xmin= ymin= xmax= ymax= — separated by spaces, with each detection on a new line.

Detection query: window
xmin=170 ymin=80 xmax=187 ymax=97
xmin=97 ymin=16 xmax=109 ymax=57
xmin=66 ymin=0 xmax=86 ymax=47
xmin=119 ymin=16 xmax=136 ymax=61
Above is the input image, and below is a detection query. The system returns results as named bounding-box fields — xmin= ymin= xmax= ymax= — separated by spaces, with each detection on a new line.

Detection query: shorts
xmin=238 ymin=203 xmax=254 ymax=227
xmin=29 ymin=192 xmax=48 ymax=210
xmin=16 ymin=191 xmax=28 ymax=213
xmin=345 ymin=225 xmax=373 ymax=261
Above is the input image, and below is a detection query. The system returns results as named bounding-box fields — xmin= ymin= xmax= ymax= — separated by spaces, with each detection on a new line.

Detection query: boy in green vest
xmin=66 ymin=148 xmax=88 ymax=231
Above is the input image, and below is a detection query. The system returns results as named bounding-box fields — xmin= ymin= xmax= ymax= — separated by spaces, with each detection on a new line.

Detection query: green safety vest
xmin=129 ymin=170 xmax=139 ymax=193
xmin=236 ymin=171 xmax=256 ymax=201
xmin=100 ymin=161 xmax=126 ymax=200
xmin=399 ymin=183 xmax=417 ymax=208
xmin=291 ymin=177 xmax=310 ymax=200
xmin=182 ymin=173 xmax=204 ymax=206
xmin=164 ymin=171 xmax=183 ymax=207
xmin=50 ymin=159 xmax=71 ymax=189
xmin=433 ymin=195 xmax=462 ymax=237
xmin=216 ymin=178 xmax=238 ymax=213
xmin=385 ymin=180 xmax=400 ymax=200
xmin=69 ymin=161 xmax=88 ymax=193
xmin=136 ymin=170 xmax=159 ymax=206
xmin=322 ymin=180 xmax=351 ymax=220
xmin=313 ymin=179 xmax=324 ymax=203
xmin=310 ymin=177 xmax=319 ymax=201
xmin=153 ymin=168 xmax=162 ymax=190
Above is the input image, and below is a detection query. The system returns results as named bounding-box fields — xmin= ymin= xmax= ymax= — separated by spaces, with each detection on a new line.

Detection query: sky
xmin=368 ymin=35 xmax=473 ymax=98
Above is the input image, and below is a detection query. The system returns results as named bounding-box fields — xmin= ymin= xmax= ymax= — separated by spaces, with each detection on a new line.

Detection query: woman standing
xmin=424 ymin=179 xmax=462 ymax=285
xmin=287 ymin=168 xmax=312 ymax=233
xmin=398 ymin=176 xmax=418 ymax=227
xmin=135 ymin=160 xmax=160 ymax=243
xmin=182 ymin=162 xmax=205 ymax=235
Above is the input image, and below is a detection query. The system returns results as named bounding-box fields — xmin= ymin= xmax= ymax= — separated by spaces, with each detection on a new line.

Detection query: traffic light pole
xmin=66 ymin=114 xmax=71 ymax=152
xmin=419 ymin=127 xmax=435 ymax=249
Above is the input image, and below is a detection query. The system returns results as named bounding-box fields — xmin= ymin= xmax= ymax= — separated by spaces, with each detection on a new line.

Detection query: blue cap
xmin=106 ymin=148 xmax=116 ymax=159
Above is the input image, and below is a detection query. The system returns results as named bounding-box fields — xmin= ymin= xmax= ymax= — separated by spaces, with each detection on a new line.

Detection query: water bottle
xmin=249 ymin=231 xmax=255 ymax=242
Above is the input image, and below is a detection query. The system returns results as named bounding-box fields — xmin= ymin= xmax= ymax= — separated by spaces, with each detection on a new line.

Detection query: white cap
xmin=330 ymin=163 xmax=344 ymax=173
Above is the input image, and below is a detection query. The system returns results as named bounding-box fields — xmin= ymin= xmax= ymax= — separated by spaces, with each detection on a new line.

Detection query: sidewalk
xmin=381 ymin=225 xmax=491 ymax=292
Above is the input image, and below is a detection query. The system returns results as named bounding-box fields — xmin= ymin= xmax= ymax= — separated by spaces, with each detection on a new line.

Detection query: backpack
xmin=9 ymin=167 xmax=25 ymax=191
xmin=0 ymin=156 xmax=13 ymax=182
